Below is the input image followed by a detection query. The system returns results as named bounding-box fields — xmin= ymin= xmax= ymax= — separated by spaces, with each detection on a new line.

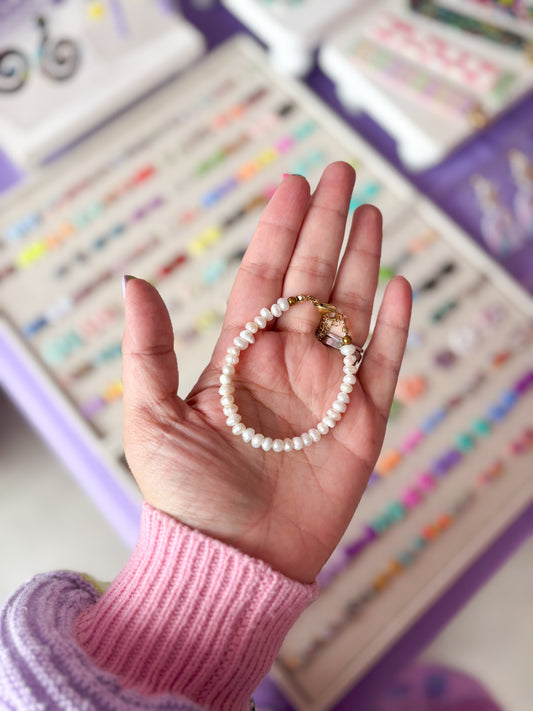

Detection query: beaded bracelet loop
xmin=219 ymin=295 xmax=364 ymax=452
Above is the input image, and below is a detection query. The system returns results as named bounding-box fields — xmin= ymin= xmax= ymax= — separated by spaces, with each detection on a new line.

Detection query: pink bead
xmin=399 ymin=428 xmax=424 ymax=454
xmin=401 ymin=488 xmax=421 ymax=509
xmin=415 ymin=471 xmax=436 ymax=492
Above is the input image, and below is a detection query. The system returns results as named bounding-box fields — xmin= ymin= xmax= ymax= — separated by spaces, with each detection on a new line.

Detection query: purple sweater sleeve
xmin=0 ymin=503 xmax=317 ymax=710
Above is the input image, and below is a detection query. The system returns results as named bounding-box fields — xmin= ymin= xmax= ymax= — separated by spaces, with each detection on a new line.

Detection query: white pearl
xmin=219 ymin=384 xmax=235 ymax=395
xmin=261 ymin=437 xmax=273 ymax=451
xmin=323 ymin=416 xmax=337 ymax=429
xmin=301 ymin=432 xmax=312 ymax=447
xmin=242 ymin=427 xmax=255 ymax=443
xmin=283 ymin=438 xmax=293 ymax=452
xmin=270 ymin=303 xmax=282 ymax=318
xmin=332 ymin=400 xmax=347 ymax=413
xmin=277 ymin=297 xmax=290 ymax=312
xmin=343 ymin=355 xmax=356 ymax=366
xmin=233 ymin=336 xmax=248 ymax=350
xmin=240 ymin=330 xmax=255 ymax=344
xmin=219 ymin=374 xmax=233 ymax=385
xmin=272 ymin=439 xmax=284 ymax=452
xmin=343 ymin=365 xmax=358 ymax=374
xmin=343 ymin=373 xmax=356 ymax=385
xmin=223 ymin=405 xmax=238 ymax=416
xmin=220 ymin=394 xmax=234 ymax=406
xmin=340 ymin=382 xmax=353 ymax=394
xmin=260 ymin=307 xmax=273 ymax=321
xmin=309 ymin=428 xmax=321 ymax=442
xmin=227 ymin=346 xmax=240 ymax=357
xmin=337 ymin=391 xmax=350 ymax=404
xmin=222 ymin=364 xmax=235 ymax=376
xmin=317 ymin=421 xmax=329 ymax=435
xmin=292 ymin=436 xmax=303 ymax=450
xmin=232 ymin=422 xmax=246 ymax=435
xmin=226 ymin=413 xmax=241 ymax=426
xmin=254 ymin=315 xmax=267 ymax=329
xmin=225 ymin=354 xmax=239 ymax=365
xmin=251 ymin=433 xmax=265 ymax=448
xmin=341 ymin=344 xmax=356 ymax=355
xmin=245 ymin=321 xmax=258 ymax=333
xmin=327 ymin=408 xmax=342 ymax=421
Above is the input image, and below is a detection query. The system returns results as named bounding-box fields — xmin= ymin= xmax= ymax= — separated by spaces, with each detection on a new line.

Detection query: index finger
xmin=221 ymin=174 xmax=311 ymax=333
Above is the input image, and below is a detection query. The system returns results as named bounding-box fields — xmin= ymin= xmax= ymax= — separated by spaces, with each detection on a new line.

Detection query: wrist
xmin=75 ymin=503 xmax=317 ymax=710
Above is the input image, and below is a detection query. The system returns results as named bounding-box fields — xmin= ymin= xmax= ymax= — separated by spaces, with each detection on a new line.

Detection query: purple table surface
xmin=1 ymin=2 xmax=532 ymax=709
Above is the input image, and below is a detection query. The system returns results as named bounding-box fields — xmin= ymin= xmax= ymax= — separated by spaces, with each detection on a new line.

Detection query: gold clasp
xmin=315 ymin=302 xmax=338 ymax=317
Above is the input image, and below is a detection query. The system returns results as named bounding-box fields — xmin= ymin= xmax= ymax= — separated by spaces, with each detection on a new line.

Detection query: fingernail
xmin=122 ymin=274 xmax=136 ymax=298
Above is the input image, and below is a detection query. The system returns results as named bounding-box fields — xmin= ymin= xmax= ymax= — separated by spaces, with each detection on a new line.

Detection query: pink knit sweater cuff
xmin=75 ymin=503 xmax=317 ymax=710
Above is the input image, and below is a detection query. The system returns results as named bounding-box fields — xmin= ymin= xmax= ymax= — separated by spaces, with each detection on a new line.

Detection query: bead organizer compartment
xmin=271 ymin=202 xmax=533 ymax=710
xmin=221 ymin=0 xmax=367 ymax=76
xmin=319 ymin=0 xmax=533 ymax=169
xmin=0 ymin=36 xmax=414 ymax=520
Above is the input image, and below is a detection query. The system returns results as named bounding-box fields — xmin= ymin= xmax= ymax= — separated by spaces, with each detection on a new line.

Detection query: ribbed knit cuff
xmin=75 ymin=503 xmax=317 ymax=711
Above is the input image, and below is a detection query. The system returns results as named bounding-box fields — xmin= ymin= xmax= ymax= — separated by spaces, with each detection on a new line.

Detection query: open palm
xmin=122 ymin=162 xmax=411 ymax=583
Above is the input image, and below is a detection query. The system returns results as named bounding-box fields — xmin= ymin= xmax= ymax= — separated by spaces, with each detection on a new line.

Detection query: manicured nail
xmin=122 ymin=274 xmax=136 ymax=298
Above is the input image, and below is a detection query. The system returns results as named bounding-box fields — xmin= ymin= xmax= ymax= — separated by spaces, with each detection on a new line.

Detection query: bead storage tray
xmin=319 ymin=0 xmax=533 ymax=169
xmin=221 ymin=0 xmax=368 ymax=76
xmin=0 ymin=34 xmax=532 ymax=711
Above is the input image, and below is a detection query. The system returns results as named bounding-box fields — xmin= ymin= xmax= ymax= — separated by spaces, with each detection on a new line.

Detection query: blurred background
xmin=0 ymin=1 xmax=532 ymax=710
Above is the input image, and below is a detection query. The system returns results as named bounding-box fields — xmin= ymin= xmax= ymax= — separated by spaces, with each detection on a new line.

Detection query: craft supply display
xmin=319 ymin=0 xmax=533 ymax=168
xmin=0 ymin=35 xmax=532 ymax=711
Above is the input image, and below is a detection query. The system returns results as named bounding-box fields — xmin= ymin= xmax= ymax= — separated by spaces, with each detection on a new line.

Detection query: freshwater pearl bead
xmin=220 ymin=294 xmax=364 ymax=452
xmin=260 ymin=307 xmax=273 ymax=321
xmin=233 ymin=336 xmax=248 ymax=350
xmin=332 ymin=400 xmax=347 ymax=413
xmin=301 ymin=432 xmax=313 ymax=447
xmin=262 ymin=437 xmax=273 ymax=451
xmin=327 ymin=408 xmax=342 ymax=421
xmin=251 ymin=433 xmax=265 ymax=448
xmin=317 ymin=421 xmax=329 ymax=435
xmin=240 ymin=330 xmax=255 ymax=344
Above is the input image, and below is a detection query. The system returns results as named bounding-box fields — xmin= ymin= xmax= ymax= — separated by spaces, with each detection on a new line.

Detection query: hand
xmin=122 ymin=162 xmax=412 ymax=584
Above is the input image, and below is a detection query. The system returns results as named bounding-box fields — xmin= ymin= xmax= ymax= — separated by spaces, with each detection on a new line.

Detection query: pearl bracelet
xmin=219 ymin=295 xmax=364 ymax=452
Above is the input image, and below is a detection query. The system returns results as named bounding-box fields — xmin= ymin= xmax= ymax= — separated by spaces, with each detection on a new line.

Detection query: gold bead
xmin=342 ymin=335 xmax=352 ymax=345
xmin=287 ymin=297 xmax=297 ymax=305
xmin=296 ymin=294 xmax=305 ymax=302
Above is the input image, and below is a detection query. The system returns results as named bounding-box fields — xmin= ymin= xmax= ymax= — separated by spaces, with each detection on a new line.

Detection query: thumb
xmin=122 ymin=276 xmax=179 ymax=410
